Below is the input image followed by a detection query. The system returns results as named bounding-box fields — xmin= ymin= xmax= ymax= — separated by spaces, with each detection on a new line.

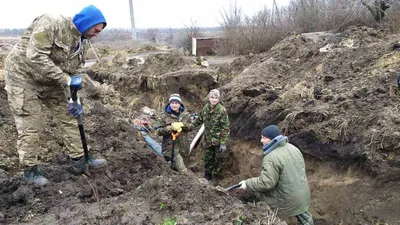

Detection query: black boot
xmin=204 ymin=172 xmax=212 ymax=181
xmin=71 ymin=156 xmax=107 ymax=174
xmin=23 ymin=165 xmax=49 ymax=185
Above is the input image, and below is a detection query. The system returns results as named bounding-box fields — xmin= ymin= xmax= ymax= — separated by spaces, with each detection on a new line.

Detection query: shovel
xmin=225 ymin=183 xmax=241 ymax=191
xmin=170 ymin=130 xmax=180 ymax=168
xmin=70 ymin=87 xmax=90 ymax=173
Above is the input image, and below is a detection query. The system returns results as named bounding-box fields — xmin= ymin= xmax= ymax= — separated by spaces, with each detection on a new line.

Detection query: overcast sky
xmin=1 ymin=0 xmax=290 ymax=29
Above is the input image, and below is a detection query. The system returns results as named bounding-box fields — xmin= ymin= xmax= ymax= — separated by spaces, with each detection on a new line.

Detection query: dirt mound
xmin=215 ymin=26 xmax=400 ymax=224
xmin=89 ymin=53 xmax=188 ymax=85
xmin=0 ymin=85 xmax=284 ymax=224
xmin=140 ymin=53 xmax=187 ymax=75
xmin=221 ymin=26 xmax=400 ymax=180
xmin=132 ymin=44 xmax=173 ymax=54
xmin=86 ymin=45 xmax=114 ymax=60
xmin=0 ymin=50 xmax=282 ymax=224
xmin=0 ymin=53 xmax=6 ymax=81
xmin=87 ymin=53 xmax=219 ymax=113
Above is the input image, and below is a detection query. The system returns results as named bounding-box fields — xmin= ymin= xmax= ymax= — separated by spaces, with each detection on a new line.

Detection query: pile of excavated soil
xmin=0 ymin=80 xmax=283 ymax=224
xmin=222 ymin=26 xmax=400 ymax=180
xmin=0 ymin=53 xmax=5 ymax=81
xmin=87 ymin=53 xmax=223 ymax=113
xmin=218 ymin=25 xmax=400 ymax=224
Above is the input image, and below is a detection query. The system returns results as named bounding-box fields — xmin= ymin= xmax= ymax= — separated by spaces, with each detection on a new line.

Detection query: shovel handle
xmin=225 ymin=183 xmax=241 ymax=191
xmin=70 ymin=87 xmax=89 ymax=164
xmin=70 ymin=87 xmax=79 ymax=102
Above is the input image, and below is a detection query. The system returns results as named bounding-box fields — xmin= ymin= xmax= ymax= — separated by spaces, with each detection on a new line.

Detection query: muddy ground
xmin=1 ymin=25 xmax=400 ymax=225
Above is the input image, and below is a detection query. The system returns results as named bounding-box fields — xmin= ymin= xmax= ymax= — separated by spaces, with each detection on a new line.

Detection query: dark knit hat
xmin=169 ymin=94 xmax=182 ymax=104
xmin=261 ymin=125 xmax=281 ymax=139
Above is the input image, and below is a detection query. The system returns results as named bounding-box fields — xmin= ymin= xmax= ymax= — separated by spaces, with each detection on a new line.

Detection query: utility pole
xmin=129 ymin=0 xmax=137 ymax=40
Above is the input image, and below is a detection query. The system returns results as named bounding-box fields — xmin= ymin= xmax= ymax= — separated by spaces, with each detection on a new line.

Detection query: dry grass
xmin=332 ymin=118 xmax=350 ymax=141
xmin=280 ymin=81 xmax=314 ymax=103
xmin=217 ymin=0 xmax=400 ymax=55
xmin=282 ymin=110 xmax=302 ymax=134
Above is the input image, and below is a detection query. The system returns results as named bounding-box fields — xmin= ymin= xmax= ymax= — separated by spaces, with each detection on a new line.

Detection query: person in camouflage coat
xmin=189 ymin=89 xmax=230 ymax=181
xmin=156 ymin=94 xmax=191 ymax=172
xmin=3 ymin=5 xmax=107 ymax=185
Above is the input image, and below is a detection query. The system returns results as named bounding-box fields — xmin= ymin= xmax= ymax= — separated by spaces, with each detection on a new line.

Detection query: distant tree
xmin=0 ymin=28 xmax=24 ymax=36
xmin=181 ymin=18 xmax=202 ymax=54
xmin=166 ymin=28 xmax=174 ymax=45
xmin=108 ymin=28 xmax=130 ymax=41
xmin=95 ymin=28 xmax=131 ymax=42
xmin=145 ymin=28 xmax=160 ymax=42
xmin=361 ymin=0 xmax=391 ymax=22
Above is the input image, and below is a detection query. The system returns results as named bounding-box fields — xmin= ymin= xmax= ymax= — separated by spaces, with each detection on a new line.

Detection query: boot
xmin=204 ymin=172 xmax=212 ymax=181
xmin=71 ymin=156 xmax=107 ymax=174
xmin=23 ymin=165 xmax=49 ymax=185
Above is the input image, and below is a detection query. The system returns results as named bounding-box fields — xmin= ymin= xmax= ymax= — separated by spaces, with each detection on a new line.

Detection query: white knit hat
xmin=169 ymin=94 xmax=182 ymax=104
xmin=209 ymin=89 xmax=220 ymax=98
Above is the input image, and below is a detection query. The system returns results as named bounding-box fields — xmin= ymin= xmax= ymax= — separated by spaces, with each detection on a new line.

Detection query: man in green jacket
xmin=238 ymin=125 xmax=313 ymax=225
xmin=4 ymin=5 xmax=107 ymax=185
xmin=178 ymin=89 xmax=230 ymax=182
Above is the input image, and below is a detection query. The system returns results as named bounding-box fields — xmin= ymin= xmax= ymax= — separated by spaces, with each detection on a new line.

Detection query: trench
xmin=84 ymin=60 xmax=400 ymax=224
xmin=184 ymin=138 xmax=400 ymax=225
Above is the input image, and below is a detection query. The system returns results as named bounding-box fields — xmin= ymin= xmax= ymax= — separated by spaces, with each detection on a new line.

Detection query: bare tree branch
xmin=361 ymin=0 xmax=391 ymax=22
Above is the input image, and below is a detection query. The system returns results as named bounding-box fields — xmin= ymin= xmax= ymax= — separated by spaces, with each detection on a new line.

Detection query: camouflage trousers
xmin=296 ymin=211 xmax=314 ymax=225
xmin=204 ymin=145 xmax=223 ymax=177
xmin=5 ymin=73 xmax=83 ymax=168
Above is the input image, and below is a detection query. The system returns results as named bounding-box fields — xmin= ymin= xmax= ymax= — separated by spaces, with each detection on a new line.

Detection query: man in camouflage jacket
xmin=189 ymin=89 xmax=230 ymax=181
xmin=156 ymin=94 xmax=191 ymax=172
xmin=4 ymin=5 xmax=107 ymax=185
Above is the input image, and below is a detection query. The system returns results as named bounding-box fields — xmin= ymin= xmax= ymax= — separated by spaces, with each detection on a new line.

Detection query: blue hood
xmin=165 ymin=103 xmax=185 ymax=115
xmin=73 ymin=5 xmax=107 ymax=35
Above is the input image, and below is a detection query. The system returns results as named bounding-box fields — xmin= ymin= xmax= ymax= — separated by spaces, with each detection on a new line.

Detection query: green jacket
xmin=191 ymin=102 xmax=230 ymax=147
xmin=5 ymin=14 xmax=87 ymax=87
xmin=156 ymin=105 xmax=191 ymax=156
xmin=245 ymin=141 xmax=311 ymax=217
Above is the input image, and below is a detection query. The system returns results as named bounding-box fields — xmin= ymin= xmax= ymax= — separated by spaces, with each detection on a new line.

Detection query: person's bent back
xmin=238 ymin=125 xmax=313 ymax=224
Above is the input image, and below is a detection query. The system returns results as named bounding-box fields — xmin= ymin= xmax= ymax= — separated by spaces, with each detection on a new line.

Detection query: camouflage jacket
xmin=191 ymin=103 xmax=230 ymax=147
xmin=156 ymin=105 xmax=191 ymax=156
xmin=5 ymin=14 xmax=87 ymax=87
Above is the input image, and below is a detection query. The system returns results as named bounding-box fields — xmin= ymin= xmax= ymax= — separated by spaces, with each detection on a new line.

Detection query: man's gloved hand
xmin=171 ymin=122 xmax=184 ymax=131
xmin=239 ymin=180 xmax=247 ymax=190
xmin=68 ymin=75 xmax=83 ymax=90
xmin=67 ymin=99 xmax=84 ymax=117
xmin=219 ymin=144 xmax=227 ymax=153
